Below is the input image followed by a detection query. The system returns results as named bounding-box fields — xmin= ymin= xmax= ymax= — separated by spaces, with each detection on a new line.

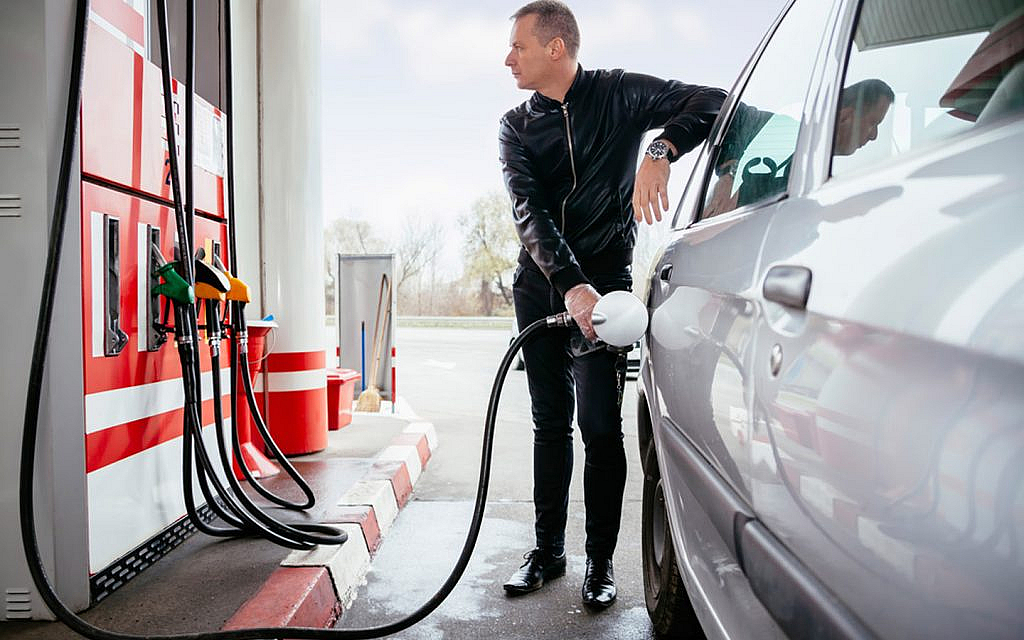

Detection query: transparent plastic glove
xmin=564 ymin=283 xmax=601 ymax=341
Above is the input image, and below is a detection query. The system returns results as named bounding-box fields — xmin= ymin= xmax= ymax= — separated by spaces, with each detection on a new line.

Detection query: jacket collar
xmin=530 ymin=64 xmax=585 ymax=111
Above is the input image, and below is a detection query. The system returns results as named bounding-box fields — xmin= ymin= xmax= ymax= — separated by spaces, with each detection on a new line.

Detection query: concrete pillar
xmin=228 ymin=0 xmax=261 ymax=316
xmin=258 ymin=0 xmax=327 ymax=454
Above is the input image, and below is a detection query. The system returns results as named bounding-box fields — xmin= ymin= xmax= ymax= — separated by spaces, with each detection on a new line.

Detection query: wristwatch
xmin=645 ymin=139 xmax=671 ymax=162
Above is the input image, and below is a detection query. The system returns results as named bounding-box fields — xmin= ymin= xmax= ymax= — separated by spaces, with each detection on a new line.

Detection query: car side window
xmin=698 ymin=0 xmax=834 ymax=221
xmin=832 ymin=1 xmax=1024 ymax=177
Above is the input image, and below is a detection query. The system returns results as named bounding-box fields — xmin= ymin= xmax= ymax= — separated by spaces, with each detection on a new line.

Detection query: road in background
xmin=336 ymin=326 xmax=654 ymax=639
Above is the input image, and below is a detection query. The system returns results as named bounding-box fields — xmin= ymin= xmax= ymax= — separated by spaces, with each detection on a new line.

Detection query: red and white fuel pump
xmin=1 ymin=0 xmax=327 ymax=620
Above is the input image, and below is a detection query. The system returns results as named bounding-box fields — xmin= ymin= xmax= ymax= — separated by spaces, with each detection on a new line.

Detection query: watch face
xmin=647 ymin=141 xmax=668 ymax=160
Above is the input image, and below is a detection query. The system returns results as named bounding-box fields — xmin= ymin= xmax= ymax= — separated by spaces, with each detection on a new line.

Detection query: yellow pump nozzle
xmin=211 ymin=254 xmax=252 ymax=303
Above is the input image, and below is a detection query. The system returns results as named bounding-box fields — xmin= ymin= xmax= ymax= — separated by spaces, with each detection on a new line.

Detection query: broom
xmin=356 ymin=275 xmax=391 ymax=412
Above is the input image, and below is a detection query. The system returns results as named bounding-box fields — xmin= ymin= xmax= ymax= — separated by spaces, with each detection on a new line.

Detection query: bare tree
xmin=460 ymin=191 xmax=519 ymax=315
xmin=395 ymin=219 xmax=443 ymax=292
xmin=323 ymin=217 xmax=385 ymax=311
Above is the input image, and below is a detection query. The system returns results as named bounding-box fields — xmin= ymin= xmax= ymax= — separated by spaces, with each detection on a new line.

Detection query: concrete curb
xmin=222 ymin=421 xmax=437 ymax=630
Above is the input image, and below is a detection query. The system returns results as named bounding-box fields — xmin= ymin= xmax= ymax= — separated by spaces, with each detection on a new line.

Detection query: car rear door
xmin=748 ymin=1 xmax=1024 ymax=637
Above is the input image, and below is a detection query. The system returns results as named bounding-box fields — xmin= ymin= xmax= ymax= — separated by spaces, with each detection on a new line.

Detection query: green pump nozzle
xmin=151 ymin=243 xmax=194 ymax=305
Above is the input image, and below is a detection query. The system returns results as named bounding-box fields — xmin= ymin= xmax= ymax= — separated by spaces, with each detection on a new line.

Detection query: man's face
xmin=834 ymin=98 xmax=892 ymax=156
xmin=505 ymin=14 xmax=551 ymax=91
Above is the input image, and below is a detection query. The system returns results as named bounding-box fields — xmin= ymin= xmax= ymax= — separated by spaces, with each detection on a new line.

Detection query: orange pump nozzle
xmin=211 ymin=254 xmax=252 ymax=303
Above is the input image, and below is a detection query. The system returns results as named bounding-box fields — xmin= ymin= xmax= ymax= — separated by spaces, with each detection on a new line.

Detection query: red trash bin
xmin=327 ymin=368 xmax=360 ymax=430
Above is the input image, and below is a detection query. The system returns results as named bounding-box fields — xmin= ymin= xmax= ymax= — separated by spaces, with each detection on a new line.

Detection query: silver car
xmin=637 ymin=0 xmax=1024 ymax=638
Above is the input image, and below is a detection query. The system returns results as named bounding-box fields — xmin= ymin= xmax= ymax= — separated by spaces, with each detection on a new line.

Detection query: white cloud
xmin=321 ymin=0 xmax=397 ymax=54
xmin=668 ymin=7 xmax=712 ymax=47
xmin=392 ymin=8 xmax=510 ymax=83
xmin=578 ymin=4 xmax=658 ymax=54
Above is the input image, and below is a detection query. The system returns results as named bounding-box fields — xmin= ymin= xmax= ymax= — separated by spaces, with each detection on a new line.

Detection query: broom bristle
xmin=355 ymin=386 xmax=381 ymax=413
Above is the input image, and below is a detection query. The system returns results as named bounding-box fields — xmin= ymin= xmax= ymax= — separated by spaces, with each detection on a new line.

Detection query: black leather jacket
xmin=499 ymin=66 xmax=725 ymax=295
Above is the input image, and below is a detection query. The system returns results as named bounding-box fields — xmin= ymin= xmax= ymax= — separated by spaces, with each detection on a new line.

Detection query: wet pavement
xmin=335 ymin=326 xmax=655 ymax=639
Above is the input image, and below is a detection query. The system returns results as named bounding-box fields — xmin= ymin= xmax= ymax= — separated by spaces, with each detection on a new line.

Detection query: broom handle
xmin=367 ymin=276 xmax=391 ymax=388
xmin=369 ymin=275 xmax=387 ymax=364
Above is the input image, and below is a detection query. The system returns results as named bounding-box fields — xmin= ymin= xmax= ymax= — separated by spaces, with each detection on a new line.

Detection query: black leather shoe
xmin=582 ymin=556 xmax=616 ymax=609
xmin=503 ymin=549 xmax=566 ymax=595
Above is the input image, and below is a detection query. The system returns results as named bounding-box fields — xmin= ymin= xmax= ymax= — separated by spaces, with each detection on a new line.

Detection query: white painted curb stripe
xmin=281 ymin=524 xmax=370 ymax=609
xmin=403 ymin=422 xmax=438 ymax=452
xmin=377 ymin=445 xmax=422 ymax=485
xmin=337 ymin=480 xmax=400 ymax=536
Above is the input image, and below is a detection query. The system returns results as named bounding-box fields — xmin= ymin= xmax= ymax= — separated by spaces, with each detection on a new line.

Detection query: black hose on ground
xmin=203 ymin=304 xmax=347 ymax=546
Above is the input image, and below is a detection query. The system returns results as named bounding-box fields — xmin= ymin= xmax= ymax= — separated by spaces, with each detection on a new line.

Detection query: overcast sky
xmin=320 ymin=0 xmax=789 ymax=273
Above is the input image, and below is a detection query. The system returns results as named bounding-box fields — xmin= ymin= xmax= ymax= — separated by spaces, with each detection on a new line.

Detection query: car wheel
xmin=642 ymin=450 xmax=704 ymax=639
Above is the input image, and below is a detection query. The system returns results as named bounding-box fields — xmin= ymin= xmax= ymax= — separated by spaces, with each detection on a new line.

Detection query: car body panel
xmin=648 ymin=207 xmax=775 ymax=501
xmin=650 ymin=411 xmax=788 ymax=640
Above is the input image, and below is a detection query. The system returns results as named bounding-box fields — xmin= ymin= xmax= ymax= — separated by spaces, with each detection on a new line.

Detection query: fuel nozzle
xmin=150 ymin=243 xmax=194 ymax=305
xmin=193 ymin=249 xmax=230 ymax=301
xmin=210 ymin=253 xmax=252 ymax=304
xmin=546 ymin=291 xmax=648 ymax=348
xmin=591 ymin=291 xmax=648 ymax=347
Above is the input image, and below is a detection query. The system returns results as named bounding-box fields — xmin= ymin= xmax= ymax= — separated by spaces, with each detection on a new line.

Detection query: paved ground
xmin=336 ymin=326 xmax=656 ymax=639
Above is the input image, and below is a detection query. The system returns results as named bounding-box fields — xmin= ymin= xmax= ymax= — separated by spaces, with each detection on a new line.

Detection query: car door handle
xmin=659 ymin=263 xmax=673 ymax=282
xmin=763 ymin=265 xmax=812 ymax=310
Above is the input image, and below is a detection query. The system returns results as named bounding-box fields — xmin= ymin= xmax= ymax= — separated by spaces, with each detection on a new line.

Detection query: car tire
xmin=642 ymin=448 xmax=704 ymax=639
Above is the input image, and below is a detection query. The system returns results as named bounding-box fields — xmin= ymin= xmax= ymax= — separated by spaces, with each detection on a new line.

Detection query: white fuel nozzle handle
xmin=591 ymin=291 xmax=648 ymax=347
xmin=543 ymin=292 xmax=647 ymax=347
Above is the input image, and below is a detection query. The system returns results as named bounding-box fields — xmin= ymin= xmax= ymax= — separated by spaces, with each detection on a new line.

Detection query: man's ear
xmin=547 ymin=37 xmax=566 ymax=60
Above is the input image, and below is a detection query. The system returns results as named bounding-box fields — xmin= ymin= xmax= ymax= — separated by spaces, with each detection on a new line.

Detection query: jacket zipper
xmin=560 ymin=103 xmax=577 ymax=233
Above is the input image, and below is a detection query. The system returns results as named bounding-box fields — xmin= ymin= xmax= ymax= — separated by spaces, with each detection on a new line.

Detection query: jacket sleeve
xmin=498 ymin=117 xmax=588 ymax=296
xmin=622 ymin=72 xmax=727 ymax=160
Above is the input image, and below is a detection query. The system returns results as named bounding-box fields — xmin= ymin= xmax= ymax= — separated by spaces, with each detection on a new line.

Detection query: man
xmin=498 ymin=0 xmax=725 ymax=609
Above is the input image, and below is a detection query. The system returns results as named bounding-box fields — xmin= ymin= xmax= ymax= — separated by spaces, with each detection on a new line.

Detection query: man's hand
xmin=633 ymin=148 xmax=675 ymax=225
xmin=564 ymin=283 xmax=601 ymax=341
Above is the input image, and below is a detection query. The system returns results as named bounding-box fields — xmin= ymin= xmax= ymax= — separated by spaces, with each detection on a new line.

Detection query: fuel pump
xmin=19 ymin=0 xmax=649 ymax=637
xmin=190 ymin=250 xmax=349 ymax=547
xmin=149 ymin=0 xmax=347 ymax=552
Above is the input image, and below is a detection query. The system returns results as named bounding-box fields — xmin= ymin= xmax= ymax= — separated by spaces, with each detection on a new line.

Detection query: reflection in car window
xmin=833 ymin=1 xmax=1024 ymax=177
xmin=699 ymin=0 xmax=833 ymax=221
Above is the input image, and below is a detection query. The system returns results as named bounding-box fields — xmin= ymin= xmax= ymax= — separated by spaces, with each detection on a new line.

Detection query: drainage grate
xmin=89 ymin=504 xmax=217 ymax=604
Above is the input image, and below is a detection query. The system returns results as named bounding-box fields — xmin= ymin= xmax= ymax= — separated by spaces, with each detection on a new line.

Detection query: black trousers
xmin=512 ymin=264 xmax=630 ymax=559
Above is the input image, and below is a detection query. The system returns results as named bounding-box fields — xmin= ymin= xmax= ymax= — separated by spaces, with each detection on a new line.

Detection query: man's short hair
xmin=841 ymin=78 xmax=895 ymax=110
xmin=511 ymin=1 xmax=580 ymax=59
